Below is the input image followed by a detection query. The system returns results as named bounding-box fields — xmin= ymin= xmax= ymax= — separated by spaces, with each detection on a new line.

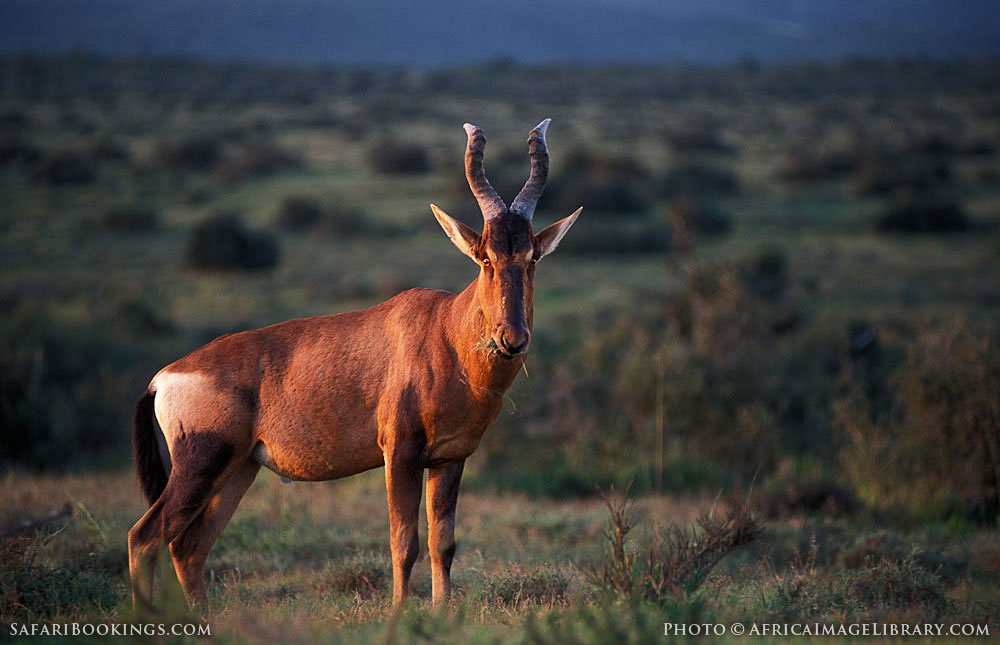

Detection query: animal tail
xmin=133 ymin=388 xmax=168 ymax=506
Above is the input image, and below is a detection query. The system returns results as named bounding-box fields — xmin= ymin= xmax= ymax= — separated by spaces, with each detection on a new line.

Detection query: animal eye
xmin=482 ymin=257 xmax=491 ymax=266
xmin=530 ymin=257 xmax=538 ymax=265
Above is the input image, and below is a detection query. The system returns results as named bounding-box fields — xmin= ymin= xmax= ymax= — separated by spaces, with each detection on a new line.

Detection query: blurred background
xmin=1 ymin=0 xmax=999 ymax=523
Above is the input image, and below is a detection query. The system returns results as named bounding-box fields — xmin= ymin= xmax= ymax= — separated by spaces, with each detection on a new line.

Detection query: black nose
xmin=498 ymin=331 xmax=529 ymax=356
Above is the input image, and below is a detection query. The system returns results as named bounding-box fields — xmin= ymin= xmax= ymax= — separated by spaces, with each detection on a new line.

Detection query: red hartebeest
xmin=128 ymin=119 xmax=581 ymax=609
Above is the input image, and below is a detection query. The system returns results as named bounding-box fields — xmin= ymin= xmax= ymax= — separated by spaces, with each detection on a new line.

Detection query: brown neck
xmin=446 ymin=279 xmax=527 ymax=400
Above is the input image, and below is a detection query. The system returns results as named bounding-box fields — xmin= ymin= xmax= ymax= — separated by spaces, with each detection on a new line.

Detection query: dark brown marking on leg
xmin=169 ymin=461 xmax=260 ymax=606
xmin=381 ymin=389 xmax=427 ymax=606
xmin=129 ymin=433 xmax=241 ymax=609
xmin=426 ymin=461 xmax=464 ymax=607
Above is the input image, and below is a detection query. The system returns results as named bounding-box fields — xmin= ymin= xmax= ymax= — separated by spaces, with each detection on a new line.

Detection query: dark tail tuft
xmin=133 ymin=389 xmax=168 ymax=505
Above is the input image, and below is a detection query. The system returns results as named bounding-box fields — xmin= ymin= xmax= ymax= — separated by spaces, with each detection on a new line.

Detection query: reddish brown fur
xmin=128 ymin=120 xmax=580 ymax=609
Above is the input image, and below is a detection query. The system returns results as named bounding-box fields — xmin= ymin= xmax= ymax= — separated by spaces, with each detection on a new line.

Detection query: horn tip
xmin=535 ymin=118 xmax=551 ymax=134
xmin=463 ymin=123 xmax=481 ymax=135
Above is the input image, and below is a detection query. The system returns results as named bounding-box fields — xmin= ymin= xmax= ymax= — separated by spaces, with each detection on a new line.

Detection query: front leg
xmin=383 ymin=440 xmax=424 ymax=606
xmin=426 ymin=461 xmax=464 ymax=607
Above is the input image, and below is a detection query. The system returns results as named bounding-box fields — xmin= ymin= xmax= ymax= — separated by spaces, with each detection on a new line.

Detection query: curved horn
xmin=510 ymin=118 xmax=551 ymax=221
xmin=463 ymin=123 xmax=506 ymax=220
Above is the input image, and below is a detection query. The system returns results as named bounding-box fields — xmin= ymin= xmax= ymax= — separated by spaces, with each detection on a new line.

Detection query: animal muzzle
xmin=495 ymin=326 xmax=530 ymax=357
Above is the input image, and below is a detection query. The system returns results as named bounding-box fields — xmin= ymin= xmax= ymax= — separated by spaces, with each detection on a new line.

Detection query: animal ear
xmin=431 ymin=204 xmax=480 ymax=261
xmin=534 ymin=207 xmax=582 ymax=261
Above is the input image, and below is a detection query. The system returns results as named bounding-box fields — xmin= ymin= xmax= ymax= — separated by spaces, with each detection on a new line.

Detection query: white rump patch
xmin=151 ymin=370 xmax=213 ymax=444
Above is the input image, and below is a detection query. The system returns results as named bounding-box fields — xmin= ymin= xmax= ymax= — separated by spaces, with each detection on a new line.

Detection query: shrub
xmin=1 ymin=533 xmax=123 ymax=622
xmin=837 ymin=320 xmax=1000 ymax=523
xmin=673 ymin=165 xmax=739 ymax=199
xmin=153 ymin=137 xmax=221 ymax=172
xmin=99 ymin=207 xmax=160 ymax=231
xmin=0 ymin=307 xmax=142 ymax=470
xmin=760 ymin=549 xmax=950 ymax=623
xmin=669 ymin=196 xmax=732 ymax=238
xmin=666 ymin=128 xmax=733 ymax=155
xmin=896 ymin=323 xmax=1000 ymax=523
xmin=840 ymin=555 xmax=947 ymax=611
xmin=778 ymin=146 xmax=863 ymax=182
xmin=0 ymin=140 xmax=40 ymax=166
xmin=759 ymin=480 xmax=858 ymax=519
xmin=874 ymin=189 xmax=970 ymax=233
xmin=661 ymin=163 xmax=740 ymax=198
xmin=559 ymin=217 xmax=669 ymax=255
xmin=322 ymin=551 xmax=391 ymax=598
xmin=854 ymin=154 xmax=952 ymax=196
xmin=110 ymin=298 xmax=175 ymax=336
xmin=215 ymin=138 xmax=299 ymax=183
xmin=481 ymin=564 xmax=568 ymax=608
xmin=539 ymin=149 xmax=654 ymax=215
xmin=31 ymin=151 xmax=96 ymax=184
xmin=368 ymin=139 xmax=430 ymax=175
xmin=276 ymin=196 xmax=326 ymax=231
xmin=275 ymin=195 xmax=374 ymax=236
xmin=588 ymin=486 xmax=761 ymax=605
xmin=542 ymin=174 xmax=651 ymax=214
xmin=185 ymin=212 xmax=279 ymax=271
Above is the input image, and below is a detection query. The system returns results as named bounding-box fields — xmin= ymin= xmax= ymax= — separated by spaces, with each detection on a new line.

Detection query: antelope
xmin=128 ymin=119 xmax=581 ymax=609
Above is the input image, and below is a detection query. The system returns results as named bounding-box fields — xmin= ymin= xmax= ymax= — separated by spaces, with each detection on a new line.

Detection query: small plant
xmin=323 ymin=551 xmax=391 ymax=598
xmin=481 ymin=564 xmax=568 ymax=608
xmin=588 ymin=485 xmax=762 ymax=605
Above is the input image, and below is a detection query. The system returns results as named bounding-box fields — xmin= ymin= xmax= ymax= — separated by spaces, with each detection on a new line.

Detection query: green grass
xmin=2 ymin=471 xmax=999 ymax=642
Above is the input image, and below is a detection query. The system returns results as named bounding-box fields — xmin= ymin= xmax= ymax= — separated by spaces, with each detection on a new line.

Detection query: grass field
xmin=2 ymin=54 xmax=999 ymax=641
xmin=4 ymin=470 xmax=999 ymax=642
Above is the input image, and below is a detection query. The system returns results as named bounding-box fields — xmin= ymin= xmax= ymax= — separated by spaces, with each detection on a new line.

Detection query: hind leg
xmin=128 ymin=434 xmax=242 ymax=610
xmin=169 ymin=461 xmax=260 ymax=606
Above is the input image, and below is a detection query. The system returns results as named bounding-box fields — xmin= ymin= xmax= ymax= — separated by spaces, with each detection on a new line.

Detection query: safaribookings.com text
xmin=9 ymin=622 xmax=211 ymax=638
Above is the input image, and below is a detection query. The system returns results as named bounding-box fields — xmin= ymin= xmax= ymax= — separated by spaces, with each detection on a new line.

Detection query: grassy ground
xmin=3 ymin=470 xmax=999 ymax=642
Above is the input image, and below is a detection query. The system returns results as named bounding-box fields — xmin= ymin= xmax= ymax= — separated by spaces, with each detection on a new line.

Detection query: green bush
xmin=99 ymin=207 xmax=160 ymax=231
xmin=661 ymin=163 xmax=740 ymax=198
xmin=558 ymin=217 xmax=669 ymax=255
xmin=275 ymin=195 xmax=370 ymax=235
xmin=368 ymin=139 xmax=430 ymax=175
xmin=588 ymin=487 xmax=761 ymax=605
xmin=0 ymin=307 xmax=144 ymax=470
xmin=539 ymin=149 xmax=654 ymax=215
xmin=185 ymin=211 xmax=280 ymax=271
xmin=855 ymin=154 xmax=953 ymax=196
xmin=874 ymin=189 xmax=970 ymax=233
xmin=30 ymin=151 xmax=96 ymax=184
xmin=153 ymin=136 xmax=221 ymax=172
xmin=215 ymin=138 xmax=300 ymax=183
xmin=837 ymin=320 xmax=1000 ymax=523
